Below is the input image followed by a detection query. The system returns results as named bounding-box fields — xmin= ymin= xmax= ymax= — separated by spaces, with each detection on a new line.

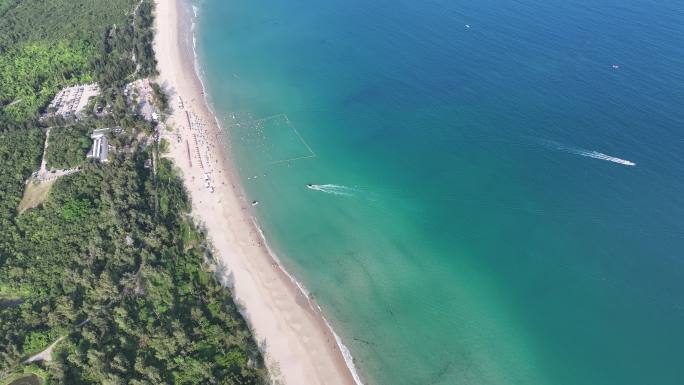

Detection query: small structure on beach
xmin=44 ymin=83 xmax=100 ymax=119
xmin=87 ymin=128 xmax=111 ymax=162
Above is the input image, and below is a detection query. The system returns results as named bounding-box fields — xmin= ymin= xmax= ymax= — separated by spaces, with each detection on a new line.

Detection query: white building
xmin=87 ymin=128 xmax=111 ymax=162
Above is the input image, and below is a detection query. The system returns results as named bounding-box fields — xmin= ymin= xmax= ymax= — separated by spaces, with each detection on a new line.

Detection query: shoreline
xmin=152 ymin=1 xmax=363 ymax=384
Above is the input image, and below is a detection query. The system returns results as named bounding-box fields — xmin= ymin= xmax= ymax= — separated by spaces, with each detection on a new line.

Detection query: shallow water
xmin=195 ymin=0 xmax=684 ymax=384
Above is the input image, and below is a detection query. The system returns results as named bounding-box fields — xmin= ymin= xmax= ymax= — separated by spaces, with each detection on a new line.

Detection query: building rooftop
xmin=87 ymin=128 xmax=111 ymax=162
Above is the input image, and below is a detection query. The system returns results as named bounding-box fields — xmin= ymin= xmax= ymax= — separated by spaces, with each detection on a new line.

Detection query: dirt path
xmin=38 ymin=128 xmax=50 ymax=175
xmin=23 ymin=336 xmax=64 ymax=364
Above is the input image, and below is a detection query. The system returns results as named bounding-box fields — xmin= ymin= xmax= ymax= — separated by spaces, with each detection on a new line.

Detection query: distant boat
xmin=612 ymin=64 xmax=620 ymax=69
xmin=465 ymin=24 xmax=471 ymax=29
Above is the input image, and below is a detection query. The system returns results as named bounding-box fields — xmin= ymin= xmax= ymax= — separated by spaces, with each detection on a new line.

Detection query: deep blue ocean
xmin=195 ymin=0 xmax=684 ymax=384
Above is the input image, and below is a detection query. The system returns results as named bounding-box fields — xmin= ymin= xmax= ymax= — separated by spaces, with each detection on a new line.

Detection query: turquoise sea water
xmin=194 ymin=0 xmax=684 ymax=384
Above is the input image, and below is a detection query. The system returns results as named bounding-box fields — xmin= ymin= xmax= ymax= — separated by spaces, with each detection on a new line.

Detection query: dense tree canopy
xmin=0 ymin=0 xmax=157 ymax=126
xmin=0 ymin=42 xmax=94 ymax=124
xmin=0 ymin=1 xmax=269 ymax=384
xmin=45 ymin=125 xmax=91 ymax=170
xmin=0 ymin=128 xmax=44 ymax=260
xmin=0 ymin=0 xmax=133 ymax=52
xmin=2 ymin=153 xmax=267 ymax=384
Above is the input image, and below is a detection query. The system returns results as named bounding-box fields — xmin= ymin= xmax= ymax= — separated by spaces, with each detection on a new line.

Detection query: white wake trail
xmin=567 ymin=148 xmax=636 ymax=166
xmin=538 ymin=139 xmax=636 ymax=167
xmin=306 ymin=184 xmax=358 ymax=197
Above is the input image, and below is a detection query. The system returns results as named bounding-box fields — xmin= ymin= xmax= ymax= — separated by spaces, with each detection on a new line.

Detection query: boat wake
xmin=538 ymin=139 xmax=635 ymax=167
xmin=306 ymin=184 xmax=359 ymax=197
xmin=566 ymin=148 xmax=636 ymax=166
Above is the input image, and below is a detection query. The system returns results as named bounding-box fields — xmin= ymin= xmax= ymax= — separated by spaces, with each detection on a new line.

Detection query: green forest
xmin=0 ymin=1 xmax=268 ymax=384
xmin=0 ymin=0 xmax=157 ymax=126
xmin=1 ymin=152 xmax=267 ymax=385
xmin=45 ymin=125 xmax=91 ymax=170
xmin=0 ymin=129 xmax=45 ymax=258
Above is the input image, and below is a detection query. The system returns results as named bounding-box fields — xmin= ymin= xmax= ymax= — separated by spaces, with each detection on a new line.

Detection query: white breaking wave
xmin=538 ymin=139 xmax=636 ymax=167
xmin=251 ymin=219 xmax=365 ymax=385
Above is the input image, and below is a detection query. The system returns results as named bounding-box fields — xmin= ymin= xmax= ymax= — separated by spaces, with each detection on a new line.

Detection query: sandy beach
xmin=153 ymin=1 xmax=360 ymax=384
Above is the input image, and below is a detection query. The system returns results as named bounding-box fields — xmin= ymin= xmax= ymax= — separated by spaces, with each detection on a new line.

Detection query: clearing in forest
xmin=17 ymin=179 xmax=55 ymax=214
